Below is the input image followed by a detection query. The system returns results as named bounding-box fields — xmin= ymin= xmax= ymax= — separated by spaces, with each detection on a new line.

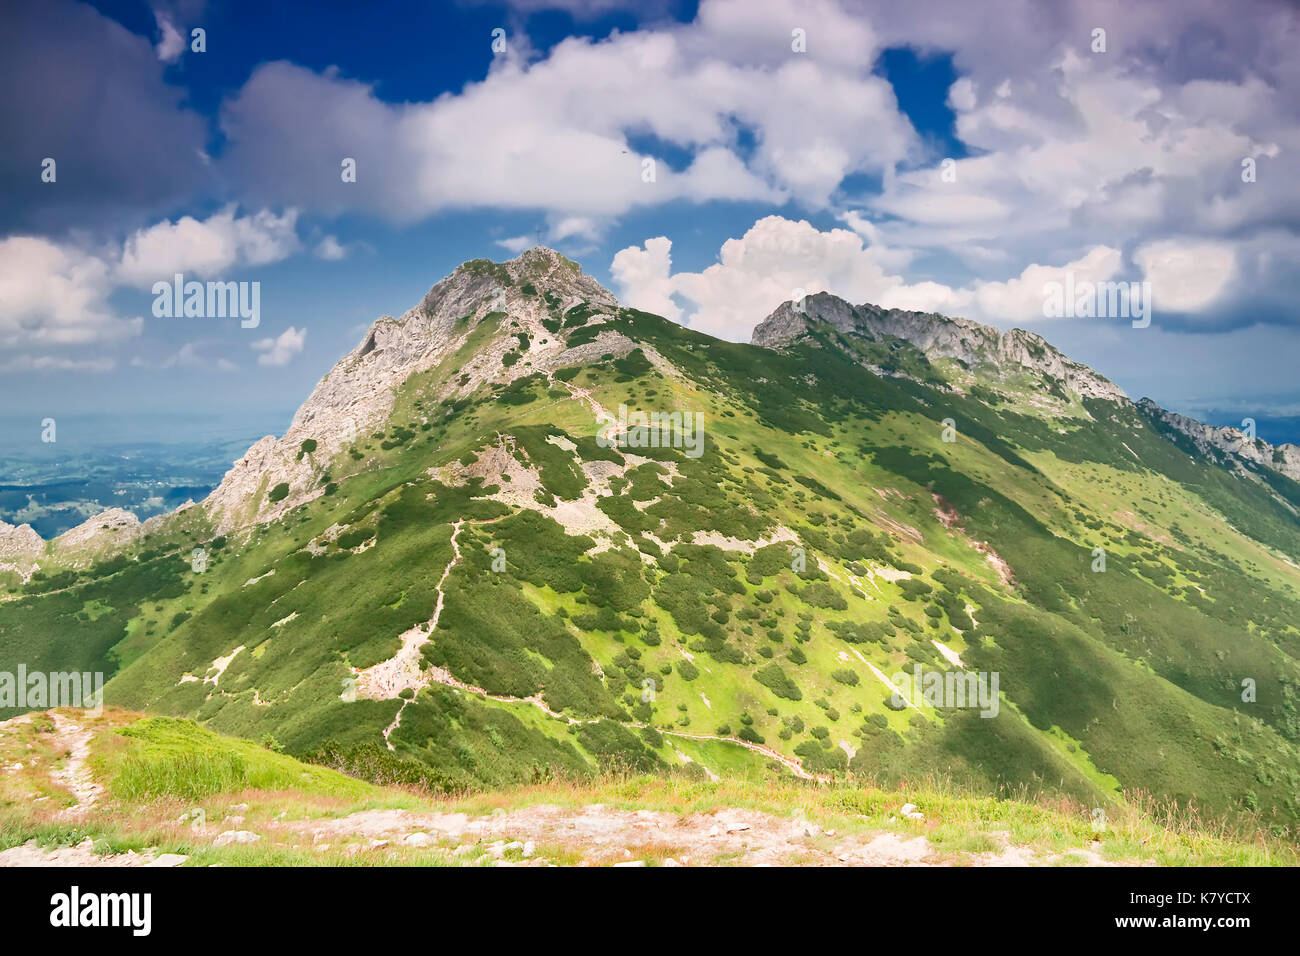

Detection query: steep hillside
xmin=4 ymin=248 xmax=1300 ymax=839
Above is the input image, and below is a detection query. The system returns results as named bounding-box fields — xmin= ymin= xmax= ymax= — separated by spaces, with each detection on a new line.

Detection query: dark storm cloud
xmin=0 ymin=0 xmax=212 ymax=233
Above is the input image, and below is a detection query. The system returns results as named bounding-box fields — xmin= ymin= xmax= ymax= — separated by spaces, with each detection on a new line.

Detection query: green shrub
xmin=738 ymin=726 xmax=765 ymax=745
xmin=754 ymin=663 xmax=802 ymax=700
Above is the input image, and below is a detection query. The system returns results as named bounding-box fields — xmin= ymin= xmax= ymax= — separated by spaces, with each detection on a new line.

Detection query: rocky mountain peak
xmin=412 ymin=246 xmax=617 ymax=325
xmin=751 ymin=291 xmax=1127 ymax=403
xmin=752 ymin=290 xmax=1300 ymax=489
xmin=1137 ymin=398 xmax=1300 ymax=483
xmin=0 ymin=520 xmax=43 ymax=581
xmin=202 ymin=247 xmax=624 ymax=533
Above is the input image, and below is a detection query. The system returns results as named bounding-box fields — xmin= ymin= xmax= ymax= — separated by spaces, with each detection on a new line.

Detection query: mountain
xmin=752 ymin=292 xmax=1126 ymax=401
xmin=4 ymin=248 xmax=1300 ymax=837
xmin=1137 ymin=399 xmax=1300 ymax=484
xmin=754 ymin=290 xmax=1300 ymax=485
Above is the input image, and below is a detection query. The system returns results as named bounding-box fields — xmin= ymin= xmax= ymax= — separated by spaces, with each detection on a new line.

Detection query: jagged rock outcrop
xmin=752 ymin=292 xmax=1127 ymax=402
xmin=0 ymin=520 xmax=43 ymax=580
xmin=53 ymin=507 xmax=141 ymax=546
xmin=1137 ymin=399 xmax=1300 ymax=483
xmin=46 ymin=508 xmax=143 ymax=568
xmin=203 ymin=247 xmax=621 ymax=533
xmin=0 ymin=520 xmax=42 ymax=558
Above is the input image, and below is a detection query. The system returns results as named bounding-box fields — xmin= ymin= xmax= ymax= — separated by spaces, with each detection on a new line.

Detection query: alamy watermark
xmin=0 ymin=666 xmax=104 ymax=715
xmin=597 ymin=404 xmax=705 ymax=458
xmin=1042 ymin=273 xmax=1151 ymax=328
xmin=151 ymin=273 xmax=260 ymax=328
xmin=50 ymin=886 xmax=151 ymax=936
xmin=889 ymin=663 xmax=999 ymax=718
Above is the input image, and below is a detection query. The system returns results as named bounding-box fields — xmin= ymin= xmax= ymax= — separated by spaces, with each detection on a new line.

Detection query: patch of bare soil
xmin=0 ymin=840 xmax=188 ymax=868
xmin=932 ymin=493 xmax=1016 ymax=587
xmin=278 ymin=804 xmax=1135 ymax=867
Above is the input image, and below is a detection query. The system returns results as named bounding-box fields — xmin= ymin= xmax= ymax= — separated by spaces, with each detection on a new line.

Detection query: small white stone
xmin=212 ymin=830 xmax=260 ymax=847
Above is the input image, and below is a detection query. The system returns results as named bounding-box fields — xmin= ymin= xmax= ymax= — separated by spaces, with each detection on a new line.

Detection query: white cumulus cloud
xmin=1135 ymin=239 xmax=1237 ymax=314
xmin=218 ymin=0 xmax=910 ymax=220
xmin=252 ymin=326 xmax=307 ymax=367
xmin=611 ymin=217 xmax=1148 ymax=341
xmin=117 ymin=206 xmax=302 ymax=286
xmin=314 ymin=235 xmax=347 ymax=261
xmin=0 ymin=236 xmax=141 ymax=347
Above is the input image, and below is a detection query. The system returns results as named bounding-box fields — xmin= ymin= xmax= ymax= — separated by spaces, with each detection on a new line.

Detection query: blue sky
xmin=2 ymin=0 xmax=1299 ymax=442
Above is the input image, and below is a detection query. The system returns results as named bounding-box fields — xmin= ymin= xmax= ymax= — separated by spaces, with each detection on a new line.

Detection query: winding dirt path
xmin=352 ymin=520 xmax=464 ymax=747
xmin=660 ymin=730 xmax=826 ymax=781
xmin=48 ymin=713 xmax=102 ymax=817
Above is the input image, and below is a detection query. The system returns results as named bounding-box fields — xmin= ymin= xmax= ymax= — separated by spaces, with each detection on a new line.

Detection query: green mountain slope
xmin=4 ymin=248 xmax=1299 ymax=836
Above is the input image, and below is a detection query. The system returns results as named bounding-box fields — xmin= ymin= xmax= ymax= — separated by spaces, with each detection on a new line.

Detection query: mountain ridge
xmin=5 ymin=247 xmax=1294 ymax=559
xmin=5 ymin=251 xmax=1294 ymax=554
xmin=753 ymin=291 xmax=1125 ymax=402
xmin=1138 ymin=397 xmax=1300 ymax=485
xmin=752 ymin=288 xmax=1300 ymax=484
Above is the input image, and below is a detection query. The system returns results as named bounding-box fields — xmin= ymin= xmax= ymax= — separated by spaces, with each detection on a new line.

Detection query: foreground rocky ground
xmin=3 ymin=709 xmax=1290 ymax=867
xmin=0 ymin=800 xmax=1126 ymax=868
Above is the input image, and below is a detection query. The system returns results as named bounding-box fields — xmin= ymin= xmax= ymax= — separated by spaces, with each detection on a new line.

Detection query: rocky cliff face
xmin=1137 ymin=399 xmax=1300 ymax=483
xmin=751 ymin=292 xmax=1127 ymax=402
xmin=203 ymin=247 xmax=621 ymax=533
xmin=4 ymin=247 xmax=633 ymax=548
xmin=0 ymin=520 xmax=43 ymax=581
